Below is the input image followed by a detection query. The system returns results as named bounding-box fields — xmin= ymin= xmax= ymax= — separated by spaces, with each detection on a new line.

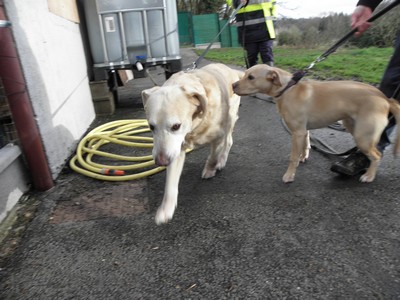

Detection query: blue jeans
xmin=377 ymin=32 xmax=400 ymax=152
xmin=244 ymin=40 xmax=274 ymax=68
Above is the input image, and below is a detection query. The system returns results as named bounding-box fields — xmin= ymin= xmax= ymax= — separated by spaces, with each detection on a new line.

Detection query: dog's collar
xmin=274 ymin=70 xmax=307 ymax=98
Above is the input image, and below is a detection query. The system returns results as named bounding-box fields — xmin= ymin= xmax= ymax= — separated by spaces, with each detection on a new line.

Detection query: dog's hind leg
xmin=354 ymin=117 xmax=387 ymax=183
xmin=155 ymin=151 xmax=186 ymax=225
xmin=342 ymin=118 xmax=354 ymax=135
xmin=359 ymin=147 xmax=381 ymax=182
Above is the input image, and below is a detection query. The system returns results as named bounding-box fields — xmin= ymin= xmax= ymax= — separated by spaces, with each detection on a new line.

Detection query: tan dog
xmin=232 ymin=64 xmax=400 ymax=183
xmin=142 ymin=63 xmax=242 ymax=224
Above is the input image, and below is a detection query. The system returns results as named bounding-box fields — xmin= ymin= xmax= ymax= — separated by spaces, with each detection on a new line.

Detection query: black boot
xmin=330 ymin=151 xmax=371 ymax=176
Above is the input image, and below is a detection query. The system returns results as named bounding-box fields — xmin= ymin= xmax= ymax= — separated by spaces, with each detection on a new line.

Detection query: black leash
xmin=275 ymin=70 xmax=307 ymax=98
xmin=242 ymin=10 xmax=249 ymax=69
xmin=188 ymin=3 xmax=244 ymax=70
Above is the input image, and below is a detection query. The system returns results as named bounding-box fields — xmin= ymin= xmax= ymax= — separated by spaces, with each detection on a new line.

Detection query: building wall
xmin=4 ymin=0 xmax=95 ymax=178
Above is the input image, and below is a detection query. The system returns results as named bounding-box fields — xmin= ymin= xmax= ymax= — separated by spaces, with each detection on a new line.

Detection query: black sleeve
xmin=233 ymin=0 xmax=241 ymax=8
xmin=233 ymin=0 xmax=248 ymax=8
xmin=357 ymin=0 xmax=382 ymax=11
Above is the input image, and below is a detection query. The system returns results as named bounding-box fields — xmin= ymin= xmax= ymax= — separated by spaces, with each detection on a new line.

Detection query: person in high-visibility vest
xmin=227 ymin=0 xmax=276 ymax=68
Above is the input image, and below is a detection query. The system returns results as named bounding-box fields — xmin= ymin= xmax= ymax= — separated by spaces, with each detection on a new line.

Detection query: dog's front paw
xmin=202 ymin=168 xmax=216 ymax=179
xmin=155 ymin=204 xmax=176 ymax=225
xmin=359 ymin=173 xmax=375 ymax=183
xmin=299 ymin=153 xmax=309 ymax=163
xmin=282 ymin=172 xmax=295 ymax=183
xmin=215 ymin=154 xmax=228 ymax=170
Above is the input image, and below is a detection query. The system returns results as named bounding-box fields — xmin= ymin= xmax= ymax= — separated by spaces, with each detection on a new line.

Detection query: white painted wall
xmin=4 ymin=0 xmax=95 ymax=178
xmin=0 ymin=145 xmax=29 ymax=225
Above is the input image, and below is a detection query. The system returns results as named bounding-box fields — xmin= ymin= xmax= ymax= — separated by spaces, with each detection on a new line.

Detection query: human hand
xmin=240 ymin=0 xmax=247 ymax=5
xmin=351 ymin=5 xmax=373 ymax=37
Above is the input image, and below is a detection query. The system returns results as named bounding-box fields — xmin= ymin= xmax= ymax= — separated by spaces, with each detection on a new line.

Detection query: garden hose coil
xmin=70 ymin=119 xmax=167 ymax=181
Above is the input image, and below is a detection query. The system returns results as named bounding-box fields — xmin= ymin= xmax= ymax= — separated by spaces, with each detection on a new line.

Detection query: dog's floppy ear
xmin=181 ymin=83 xmax=207 ymax=118
xmin=141 ymin=86 xmax=160 ymax=107
xmin=266 ymin=70 xmax=282 ymax=87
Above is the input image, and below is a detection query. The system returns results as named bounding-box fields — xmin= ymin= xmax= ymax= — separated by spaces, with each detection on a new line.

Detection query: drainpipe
xmin=0 ymin=2 xmax=54 ymax=191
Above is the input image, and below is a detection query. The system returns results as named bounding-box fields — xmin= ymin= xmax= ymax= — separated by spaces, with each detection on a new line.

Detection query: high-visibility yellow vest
xmin=227 ymin=0 xmax=276 ymax=39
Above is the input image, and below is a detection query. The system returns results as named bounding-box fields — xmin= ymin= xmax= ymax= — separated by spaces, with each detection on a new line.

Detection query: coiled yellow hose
xmin=69 ymin=119 xmax=166 ymax=181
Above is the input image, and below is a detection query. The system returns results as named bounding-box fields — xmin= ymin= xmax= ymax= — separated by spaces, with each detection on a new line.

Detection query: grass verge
xmin=196 ymin=46 xmax=393 ymax=85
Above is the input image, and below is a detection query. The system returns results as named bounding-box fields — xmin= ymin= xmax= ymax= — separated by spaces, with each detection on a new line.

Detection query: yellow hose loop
xmin=69 ymin=155 xmax=166 ymax=181
xmin=81 ymin=147 xmax=153 ymax=162
xmin=69 ymin=119 xmax=167 ymax=181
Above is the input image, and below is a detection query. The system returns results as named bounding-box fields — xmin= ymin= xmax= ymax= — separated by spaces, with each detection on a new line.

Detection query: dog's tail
xmin=388 ymin=98 xmax=400 ymax=156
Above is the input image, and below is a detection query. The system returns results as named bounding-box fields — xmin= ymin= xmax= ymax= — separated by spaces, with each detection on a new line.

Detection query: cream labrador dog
xmin=142 ymin=63 xmax=242 ymax=224
xmin=232 ymin=64 xmax=400 ymax=183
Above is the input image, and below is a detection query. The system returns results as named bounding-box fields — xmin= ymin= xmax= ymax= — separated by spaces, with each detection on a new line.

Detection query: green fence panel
xmin=178 ymin=12 xmax=239 ymax=47
xmin=192 ymin=14 xmax=219 ymax=46
xmin=230 ymin=25 xmax=240 ymax=47
xmin=219 ymin=19 xmax=231 ymax=47
xmin=219 ymin=20 xmax=240 ymax=48
xmin=178 ymin=12 xmax=193 ymax=45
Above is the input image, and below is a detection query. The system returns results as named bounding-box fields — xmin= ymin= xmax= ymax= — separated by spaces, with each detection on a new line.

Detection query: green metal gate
xmin=178 ymin=12 xmax=238 ymax=47
xmin=192 ymin=14 xmax=219 ymax=46
xmin=178 ymin=11 xmax=193 ymax=45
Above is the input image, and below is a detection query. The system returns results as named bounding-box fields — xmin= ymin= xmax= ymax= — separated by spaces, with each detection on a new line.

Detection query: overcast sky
xmin=277 ymin=0 xmax=357 ymax=18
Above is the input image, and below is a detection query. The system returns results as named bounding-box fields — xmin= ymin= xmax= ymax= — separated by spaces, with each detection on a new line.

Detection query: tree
xmin=277 ymin=14 xmax=351 ymax=47
xmin=176 ymin=0 xmax=226 ymax=15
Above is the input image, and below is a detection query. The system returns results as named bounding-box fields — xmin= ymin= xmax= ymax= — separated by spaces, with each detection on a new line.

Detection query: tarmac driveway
xmin=0 ymin=48 xmax=399 ymax=299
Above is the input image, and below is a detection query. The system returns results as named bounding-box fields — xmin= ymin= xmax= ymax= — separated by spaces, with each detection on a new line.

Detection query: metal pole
xmin=0 ymin=3 xmax=53 ymax=191
xmin=142 ymin=10 xmax=152 ymax=58
xmin=118 ymin=11 xmax=128 ymax=63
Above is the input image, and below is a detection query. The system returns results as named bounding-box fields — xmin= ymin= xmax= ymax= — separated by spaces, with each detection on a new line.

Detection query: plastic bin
xmin=82 ymin=0 xmax=181 ymax=69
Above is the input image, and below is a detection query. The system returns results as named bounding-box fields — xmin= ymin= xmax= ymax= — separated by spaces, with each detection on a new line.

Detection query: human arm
xmin=351 ymin=0 xmax=382 ymax=36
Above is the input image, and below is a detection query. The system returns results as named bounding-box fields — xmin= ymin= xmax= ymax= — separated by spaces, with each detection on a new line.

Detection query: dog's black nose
xmin=232 ymin=82 xmax=238 ymax=89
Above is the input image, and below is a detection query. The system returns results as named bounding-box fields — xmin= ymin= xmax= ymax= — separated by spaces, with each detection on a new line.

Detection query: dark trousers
xmin=244 ymin=40 xmax=274 ymax=68
xmin=377 ymin=32 xmax=400 ymax=152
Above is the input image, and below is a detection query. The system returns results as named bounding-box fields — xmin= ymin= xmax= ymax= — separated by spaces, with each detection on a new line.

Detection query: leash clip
xmin=315 ymin=55 xmax=327 ymax=63
xmin=186 ymin=62 xmax=197 ymax=72
xmin=307 ymin=55 xmax=326 ymax=70
xmin=306 ymin=61 xmax=315 ymax=70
